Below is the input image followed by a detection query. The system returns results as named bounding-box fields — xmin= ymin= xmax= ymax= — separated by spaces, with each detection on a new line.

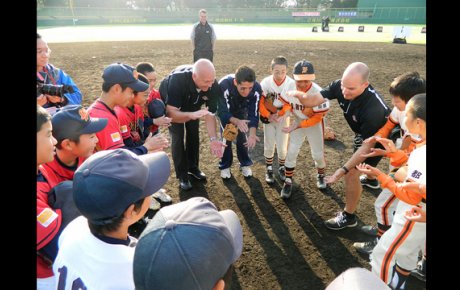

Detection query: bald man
xmin=297 ymin=62 xmax=390 ymax=230
xmin=159 ymin=59 xmax=225 ymax=190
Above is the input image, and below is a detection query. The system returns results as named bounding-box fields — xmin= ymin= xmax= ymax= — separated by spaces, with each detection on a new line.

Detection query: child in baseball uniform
xmin=280 ymin=60 xmax=330 ymax=199
xmin=53 ymin=149 xmax=170 ymax=290
xmin=41 ymin=105 xmax=108 ymax=185
xmin=355 ymin=93 xmax=426 ymax=290
xmin=115 ymin=73 xmax=150 ymax=147
xmin=135 ymin=62 xmax=172 ymax=137
xmin=353 ymin=72 xmax=426 ymax=255
xmin=37 ymin=105 xmax=58 ymax=290
xmin=259 ymin=56 xmax=295 ymax=184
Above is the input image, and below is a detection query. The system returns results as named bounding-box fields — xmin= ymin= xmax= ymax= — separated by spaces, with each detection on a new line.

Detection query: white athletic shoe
xmin=152 ymin=188 xmax=172 ymax=203
xmin=241 ymin=166 xmax=252 ymax=178
xmin=220 ymin=168 xmax=232 ymax=179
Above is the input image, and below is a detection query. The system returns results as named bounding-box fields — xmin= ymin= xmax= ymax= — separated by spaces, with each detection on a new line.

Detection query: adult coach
xmin=294 ymin=62 xmax=390 ymax=230
xmin=160 ymin=59 xmax=225 ymax=190
xmin=321 ymin=62 xmax=390 ymax=230
xmin=217 ymin=65 xmax=261 ymax=179
xmin=191 ymin=9 xmax=216 ymax=62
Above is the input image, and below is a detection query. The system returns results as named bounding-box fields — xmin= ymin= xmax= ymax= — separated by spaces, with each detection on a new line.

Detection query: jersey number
xmin=57 ymin=266 xmax=87 ymax=290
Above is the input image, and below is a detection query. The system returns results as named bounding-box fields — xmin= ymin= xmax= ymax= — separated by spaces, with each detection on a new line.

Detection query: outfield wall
xmin=37 ymin=6 xmax=425 ymax=27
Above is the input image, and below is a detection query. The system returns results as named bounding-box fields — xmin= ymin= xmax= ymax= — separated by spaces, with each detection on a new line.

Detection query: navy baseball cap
xmin=293 ymin=60 xmax=316 ymax=81
xmin=147 ymin=98 xmax=166 ymax=118
xmin=133 ymin=197 xmax=243 ymax=290
xmin=73 ymin=149 xmax=170 ymax=225
xmin=51 ymin=105 xmax=108 ymax=142
xmin=102 ymin=63 xmax=149 ymax=92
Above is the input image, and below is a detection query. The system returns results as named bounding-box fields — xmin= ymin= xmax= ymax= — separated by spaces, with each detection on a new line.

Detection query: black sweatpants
xmin=169 ymin=119 xmax=200 ymax=180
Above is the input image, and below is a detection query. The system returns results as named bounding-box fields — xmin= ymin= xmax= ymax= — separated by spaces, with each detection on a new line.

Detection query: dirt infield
xmin=50 ymin=40 xmax=426 ymax=290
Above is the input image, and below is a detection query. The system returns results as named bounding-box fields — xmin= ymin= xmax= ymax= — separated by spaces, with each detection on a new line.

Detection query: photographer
xmin=37 ymin=33 xmax=82 ymax=112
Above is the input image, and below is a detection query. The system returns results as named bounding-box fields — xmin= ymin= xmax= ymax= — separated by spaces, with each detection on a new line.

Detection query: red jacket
xmin=37 ymin=165 xmax=61 ymax=278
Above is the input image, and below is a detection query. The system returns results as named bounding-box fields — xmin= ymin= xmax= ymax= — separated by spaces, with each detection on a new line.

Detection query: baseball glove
xmin=223 ymin=123 xmax=238 ymax=142
xmin=264 ymin=92 xmax=278 ymax=114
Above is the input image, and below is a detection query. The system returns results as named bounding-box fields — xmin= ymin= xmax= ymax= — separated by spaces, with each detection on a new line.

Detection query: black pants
xmin=169 ymin=120 xmax=200 ymax=180
xmin=193 ymin=49 xmax=213 ymax=62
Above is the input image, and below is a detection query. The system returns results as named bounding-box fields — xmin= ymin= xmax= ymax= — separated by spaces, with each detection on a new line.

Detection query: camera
xmin=37 ymin=83 xmax=74 ymax=98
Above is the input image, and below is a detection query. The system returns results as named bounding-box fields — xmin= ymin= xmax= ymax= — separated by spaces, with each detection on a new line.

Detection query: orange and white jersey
xmin=260 ymin=75 xmax=296 ymax=108
xmin=283 ymin=82 xmax=329 ymax=120
xmin=385 ymin=107 xmax=422 ymax=142
xmin=389 ymin=107 xmax=407 ymax=133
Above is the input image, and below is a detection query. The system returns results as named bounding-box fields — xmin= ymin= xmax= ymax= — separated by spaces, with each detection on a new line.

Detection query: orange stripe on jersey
xmin=277 ymin=95 xmax=290 ymax=105
xmin=299 ymin=112 xmax=324 ymax=128
xmin=277 ymin=103 xmax=291 ymax=116
xmin=378 ymin=174 xmax=425 ymax=205
xmin=380 ymin=220 xmax=415 ymax=283
xmin=388 ymin=115 xmax=399 ymax=124
xmin=385 ymin=150 xmax=409 ymax=168
xmin=273 ymin=76 xmax=286 ymax=87
xmin=381 ymin=194 xmax=397 ymax=226
xmin=375 ymin=118 xmax=397 ymax=138
xmin=395 ymin=265 xmax=411 ymax=275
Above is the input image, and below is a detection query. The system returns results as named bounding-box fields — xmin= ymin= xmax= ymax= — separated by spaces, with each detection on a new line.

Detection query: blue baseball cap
xmin=51 ymin=105 xmax=108 ymax=142
xmin=293 ymin=60 xmax=316 ymax=81
xmin=102 ymin=63 xmax=149 ymax=92
xmin=73 ymin=149 xmax=170 ymax=225
xmin=147 ymin=98 xmax=166 ymax=118
xmin=133 ymin=197 xmax=243 ymax=290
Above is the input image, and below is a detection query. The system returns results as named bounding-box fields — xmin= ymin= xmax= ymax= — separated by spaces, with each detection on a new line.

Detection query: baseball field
xmin=38 ymin=24 xmax=426 ymax=290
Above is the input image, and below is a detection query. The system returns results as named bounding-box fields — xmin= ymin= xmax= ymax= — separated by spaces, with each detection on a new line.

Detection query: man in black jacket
xmin=159 ymin=59 xmax=225 ymax=191
xmin=191 ymin=9 xmax=216 ymax=62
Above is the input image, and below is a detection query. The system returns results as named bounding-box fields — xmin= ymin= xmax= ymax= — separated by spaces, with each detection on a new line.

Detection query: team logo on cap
xmin=302 ymin=66 xmax=308 ymax=74
xmin=133 ymin=70 xmax=139 ymax=80
xmin=79 ymin=108 xmax=89 ymax=121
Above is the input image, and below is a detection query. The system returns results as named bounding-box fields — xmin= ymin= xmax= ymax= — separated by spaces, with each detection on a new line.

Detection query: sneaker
xmin=278 ymin=166 xmax=286 ymax=181
xmin=241 ymin=166 xmax=252 ymax=178
xmin=353 ymin=238 xmax=378 ymax=255
xmin=220 ymin=168 xmax=232 ymax=179
xmin=360 ymin=175 xmax=380 ymax=189
xmin=280 ymin=178 xmax=293 ymax=199
xmin=324 ymin=211 xmax=358 ymax=230
xmin=410 ymin=258 xmax=426 ymax=282
xmin=149 ymin=198 xmax=161 ymax=211
xmin=316 ymin=174 xmax=327 ymax=189
xmin=265 ymin=166 xmax=274 ymax=184
xmin=152 ymin=188 xmax=172 ymax=203
xmin=360 ymin=225 xmax=378 ymax=236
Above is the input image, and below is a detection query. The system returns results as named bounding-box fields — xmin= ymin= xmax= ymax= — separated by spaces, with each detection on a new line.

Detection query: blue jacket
xmin=38 ymin=64 xmax=82 ymax=105
xmin=217 ymin=74 xmax=261 ymax=129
